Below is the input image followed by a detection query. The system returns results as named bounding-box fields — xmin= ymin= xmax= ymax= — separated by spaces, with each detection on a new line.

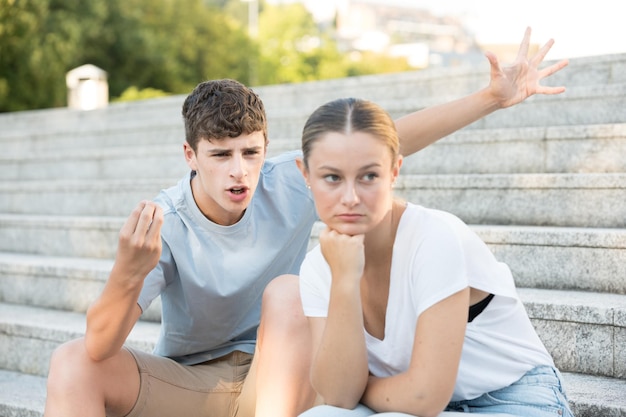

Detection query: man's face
xmin=184 ymin=131 xmax=266 ymax=225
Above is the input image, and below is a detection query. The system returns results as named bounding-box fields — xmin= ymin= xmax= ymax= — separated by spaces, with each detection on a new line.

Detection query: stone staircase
xmin=1 ymin=53 xmax=625 ymax=416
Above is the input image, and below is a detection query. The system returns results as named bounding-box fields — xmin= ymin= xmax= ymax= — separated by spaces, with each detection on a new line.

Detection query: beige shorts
xmin=124 ymin=347 xmax=257 ymax=417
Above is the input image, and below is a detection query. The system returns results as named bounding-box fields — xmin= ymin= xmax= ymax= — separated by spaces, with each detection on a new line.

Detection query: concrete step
xmin=564 ymin=371 xmax=626 ymax=417
xmin=396 ymin=172 xmax=626 ymax=228
xmin=403 ymin=123 xmax=626 ymax=175
xmin=0 ymin=144 xmax=189 ymax=181
xmin=0 ymin=303 xmax=159 ymax=378
xmin=0 ymin=178 xmax=169 ymax=217
xmin=0 ymin=253 xmax=112 ymax=314
xmin=470 ymin=82 xmax=626 ymax=130
xmin=0 ymin=95 xmax=186 ymax=148
xmin=474 ymin=225 xmax=626 ymax=295
xmin=0 ymin=252 xmax=162 ymax=320
xmin=519 ymin=288 xmax=626 ymax=379
xmin=0 ymin=369 xmax=623 ymax=417
xmin=0 ymin=214 xmax=123 ymax=259
xmin=1 ymin=283 xmax=624 ymax=377
xmin=2 ymin=123 xmax=626 ymax=180
xmin=1 ymin=173 xmax=624 ymax=226
xmin=0 ymin=118 xmax=185 ymax=155
xmin=0 ymin=369 xmax=44 ymax=417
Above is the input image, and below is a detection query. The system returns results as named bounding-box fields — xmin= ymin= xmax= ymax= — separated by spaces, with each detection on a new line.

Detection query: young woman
xmin=295 ymin=98 xmax=574 ymax=417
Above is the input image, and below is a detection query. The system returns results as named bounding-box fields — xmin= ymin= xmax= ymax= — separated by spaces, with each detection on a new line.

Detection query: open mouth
xmin=230 ymin=187 xmax=246 ymax=195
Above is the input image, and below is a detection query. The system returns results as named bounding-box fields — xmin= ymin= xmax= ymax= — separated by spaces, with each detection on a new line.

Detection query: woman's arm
xmin=307 ymin=229 xmax=370 ymax=408
xmin=360 ymin=288 xmax=470 ymax=417
xmin=396 ymin=27 xmax=569 ymax=157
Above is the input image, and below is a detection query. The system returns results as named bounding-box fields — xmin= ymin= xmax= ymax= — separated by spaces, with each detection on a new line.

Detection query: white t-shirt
xmin=299 ymin=203 xmax=554 ymax=401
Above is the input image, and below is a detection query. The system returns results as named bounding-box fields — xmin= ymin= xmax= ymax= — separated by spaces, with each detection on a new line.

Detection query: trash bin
xmin=66 ymin=64 xmax=109 ymax=110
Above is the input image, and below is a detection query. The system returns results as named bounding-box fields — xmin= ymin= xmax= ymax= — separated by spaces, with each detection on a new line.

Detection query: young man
xmin=44 ymin=28 xmax=567 ymax=417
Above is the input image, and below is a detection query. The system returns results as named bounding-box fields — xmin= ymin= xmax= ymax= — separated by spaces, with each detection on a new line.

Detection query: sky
xmin=298 ymin=0 xmax=625 ymax=60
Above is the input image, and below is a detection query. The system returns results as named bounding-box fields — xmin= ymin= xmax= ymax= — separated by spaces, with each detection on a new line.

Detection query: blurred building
xmin=303 ymin=0 xmax=525 ymax=69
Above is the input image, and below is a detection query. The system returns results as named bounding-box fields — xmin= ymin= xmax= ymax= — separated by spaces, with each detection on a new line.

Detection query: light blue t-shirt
xmin=137 ymin=150 xmax=317 ymax=365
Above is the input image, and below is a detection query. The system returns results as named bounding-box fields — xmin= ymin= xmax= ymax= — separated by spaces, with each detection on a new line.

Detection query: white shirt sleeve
xmin=299 ymin=244 xmax=332 ymax=318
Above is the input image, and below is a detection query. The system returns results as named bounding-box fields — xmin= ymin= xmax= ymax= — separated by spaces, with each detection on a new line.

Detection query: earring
xmin=306 ymin=184 xmax=311 ymax=189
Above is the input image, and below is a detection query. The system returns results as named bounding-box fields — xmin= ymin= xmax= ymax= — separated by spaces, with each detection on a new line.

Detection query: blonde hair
xmin=301 ymin=98 xmax=399 ymax=169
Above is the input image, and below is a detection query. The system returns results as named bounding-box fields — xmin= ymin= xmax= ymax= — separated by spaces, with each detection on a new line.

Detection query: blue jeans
xmin=299 ymin=366 xmax=573 ymax=417
xmin=445 ymin=366 xmax=573 ymax=416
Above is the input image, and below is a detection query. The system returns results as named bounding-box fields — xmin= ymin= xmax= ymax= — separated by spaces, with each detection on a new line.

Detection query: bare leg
xmin=254 ymin=274 xmax=317 ymax=417
xmin=44 ymin=338 xmax=140 ymax=417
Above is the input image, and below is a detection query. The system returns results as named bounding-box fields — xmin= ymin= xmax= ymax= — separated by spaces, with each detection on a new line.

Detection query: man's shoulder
xmin=263 ymin=150 xmax=302 ymax=172
xmin=260 ymin=150 xmax=308 ymax=193
xmin=152 ymin=173 xmax=191 ymax=218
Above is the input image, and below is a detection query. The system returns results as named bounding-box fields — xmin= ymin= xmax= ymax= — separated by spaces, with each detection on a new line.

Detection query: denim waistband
xmin=446 ymin=365 xmax=573 ymax=416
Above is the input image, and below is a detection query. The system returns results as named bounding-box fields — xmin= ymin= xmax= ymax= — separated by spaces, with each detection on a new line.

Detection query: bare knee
xmin=46 ymin=338 xmax=140 ymax=416
xmin=262 ymin=274 xmax=305 ymax=324
xmin=47 ymin=339 xmax=92 ymax=388
xmin=49 ymin=339 xmax=88 ymax=376
xmin=47 ymin=337 xmax=125 ymax=390
xmin=261 ymin=274 xmax=311 ymax=342
xmin=259 ymin=275 xmax=311 ymax=345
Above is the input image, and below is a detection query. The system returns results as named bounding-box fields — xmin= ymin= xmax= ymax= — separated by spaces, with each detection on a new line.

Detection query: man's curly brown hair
xmin=182 ymin=79 xmax=268 ymax=151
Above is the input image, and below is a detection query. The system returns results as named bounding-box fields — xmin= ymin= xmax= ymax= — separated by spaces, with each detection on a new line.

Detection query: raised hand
xmin=485 ymin=26 xmax=569 ymax=108
xmin=114 ymin=200 xmax=163 ymax=283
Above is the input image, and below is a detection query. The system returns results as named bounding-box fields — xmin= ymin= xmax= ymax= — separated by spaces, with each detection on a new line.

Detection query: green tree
xmin=344 ymin=51 xmax=412 ymax=77
xmin=256 ymin=2 xmax=326 ymax=84
xmin=90 ymin=0 xmax=256 ymax=96
xmin=0 ymin=0 xmax=256 ymax=111
xmin=0 ymin=0 xmax=98 ymax=111
xmin=253 ymin=2 xmax=411 ymax=85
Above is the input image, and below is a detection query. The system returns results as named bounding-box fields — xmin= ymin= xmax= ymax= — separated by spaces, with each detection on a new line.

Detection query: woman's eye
xmin=324 ymin=174 xmax=340 ymax=183
xmin=363 ymin=173 xmax=378 ymax=181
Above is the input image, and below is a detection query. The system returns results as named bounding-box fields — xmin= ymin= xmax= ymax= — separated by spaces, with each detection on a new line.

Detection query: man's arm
xmin=84 ymin=201 xmax=163 ymax=361
xmin=396 ymin=27 xmax=569 ymax=157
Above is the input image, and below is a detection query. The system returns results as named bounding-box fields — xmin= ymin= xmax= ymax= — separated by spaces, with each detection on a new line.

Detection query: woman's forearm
xmin=361 ymin=373 xmax=449 ymax=417
xmin=395 ymin=87 xmax=499 ymax=157
xmin=311 ymin=281 xmax=370 ymax=408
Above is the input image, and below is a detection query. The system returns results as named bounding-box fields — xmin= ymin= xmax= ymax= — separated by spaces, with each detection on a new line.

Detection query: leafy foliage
xmin=0 ymin=0 xmax=254 ymax=111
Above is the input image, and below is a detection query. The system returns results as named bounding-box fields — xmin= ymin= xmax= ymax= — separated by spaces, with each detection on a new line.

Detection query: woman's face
xmin=300 ymin=130 xmax=401 ymax=236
